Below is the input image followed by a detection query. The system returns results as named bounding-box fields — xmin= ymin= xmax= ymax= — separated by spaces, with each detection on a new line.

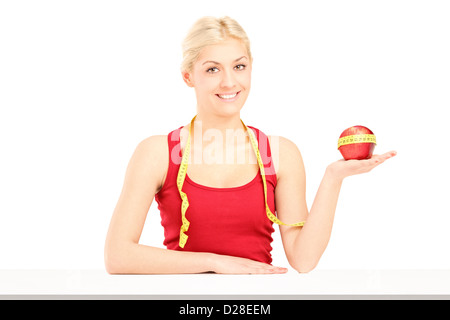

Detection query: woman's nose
xmin=220 ymin=69 xmax=236 ymax=88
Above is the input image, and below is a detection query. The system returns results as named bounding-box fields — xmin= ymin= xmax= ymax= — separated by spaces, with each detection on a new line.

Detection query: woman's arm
xmin=104 ymin=135 xmax=287 ymax=274
xmin=104 ymin=135 xmax=211 ymax=274
xmin=272 ymin=136 xmax=396 ymax=273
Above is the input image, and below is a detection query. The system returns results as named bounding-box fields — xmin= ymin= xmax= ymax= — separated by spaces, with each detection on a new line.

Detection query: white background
xmin=1 ymin=0 xmax=449 ymax=271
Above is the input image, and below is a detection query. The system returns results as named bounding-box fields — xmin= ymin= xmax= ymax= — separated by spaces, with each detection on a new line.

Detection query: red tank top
xmin=155 ymin=125 xmax=277 ymax=264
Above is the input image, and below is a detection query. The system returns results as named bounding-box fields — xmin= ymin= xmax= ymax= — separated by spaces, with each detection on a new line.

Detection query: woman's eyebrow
xmin=202 ymin=56 xmax=248 ymax=66
xmin=234 ymin=56 xmax=248 ymax=62
xmin=202 ymin=60 xmax=220 ymax=65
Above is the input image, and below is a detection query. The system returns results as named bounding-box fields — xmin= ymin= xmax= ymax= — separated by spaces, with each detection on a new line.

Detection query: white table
xmin=1 ymin=269 xmax=449 ymax=299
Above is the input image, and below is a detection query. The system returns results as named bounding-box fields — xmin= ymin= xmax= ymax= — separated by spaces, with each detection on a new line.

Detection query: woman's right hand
xmin=208 ymin=254 xmax=288 ymax=274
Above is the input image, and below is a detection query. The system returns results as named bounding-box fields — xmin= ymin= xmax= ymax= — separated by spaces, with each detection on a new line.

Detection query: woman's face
xmin=183 ymin=38 xmax=252 ymax=118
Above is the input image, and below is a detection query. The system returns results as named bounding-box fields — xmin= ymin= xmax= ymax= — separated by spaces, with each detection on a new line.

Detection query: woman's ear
xmin=181 ymin=71 xmax=194 ymax=87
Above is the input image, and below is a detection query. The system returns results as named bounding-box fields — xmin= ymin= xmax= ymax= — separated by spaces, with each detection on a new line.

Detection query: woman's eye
xmin=206 ymin=67 xmax=219 ymax=73
xmin=206 ymin=65 xmax=246 ymax=73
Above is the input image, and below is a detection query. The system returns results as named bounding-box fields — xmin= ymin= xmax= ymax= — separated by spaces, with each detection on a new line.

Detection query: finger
xmin=379 ymin=150 xmax=397 ymax=159
xmin=349 ymin=153 xmax=391 ymax=172
xmin=249 ymin=263 xmax=288 ymax=274
xmin=232 ymin=256 xmax=288 ymax=274
xmin=371 ymin=151 xmax=397 ymax=164
xmin=270 ymin=267 xmax=289 ymax=274
xmin=387 ymin=150 xmax=397 ymax=158
xmin=253 ymin=267 xmax=288 ymax=275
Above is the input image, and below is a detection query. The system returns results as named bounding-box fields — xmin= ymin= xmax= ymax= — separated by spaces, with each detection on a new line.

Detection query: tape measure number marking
xmin=337 ymin=134 xmax=376 ymax=149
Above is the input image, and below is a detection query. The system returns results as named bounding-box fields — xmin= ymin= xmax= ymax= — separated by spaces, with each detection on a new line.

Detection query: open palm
xmin=327 ymin=151 xmax=397 ymax=180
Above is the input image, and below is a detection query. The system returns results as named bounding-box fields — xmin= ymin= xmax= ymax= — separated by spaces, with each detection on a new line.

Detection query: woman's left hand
xmin=326 ymin=150 xmax=397 ymax=181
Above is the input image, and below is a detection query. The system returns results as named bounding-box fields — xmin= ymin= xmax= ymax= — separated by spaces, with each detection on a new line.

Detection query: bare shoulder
xmin=126 ymin=135 xmax=169 ymax=192
xmin=268 ymin=135 xmax=305 ymax=180
xmin=270 ymin=136 xmax=302 ymax=155
xmin=136 ymin=135 xmax=167 ymax=153
xmin=132 ymin=135 xmax=168 ymax=165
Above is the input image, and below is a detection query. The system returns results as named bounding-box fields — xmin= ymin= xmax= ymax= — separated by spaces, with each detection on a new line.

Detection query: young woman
xmin=104 ymin=16 xmax=396 ymax=274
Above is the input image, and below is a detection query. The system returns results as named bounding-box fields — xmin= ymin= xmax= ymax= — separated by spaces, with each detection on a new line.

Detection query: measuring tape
xmin=176 ymin=116 xmax=305 ymax=248
xmin=337 ymin=134 xmax=376 ymax=149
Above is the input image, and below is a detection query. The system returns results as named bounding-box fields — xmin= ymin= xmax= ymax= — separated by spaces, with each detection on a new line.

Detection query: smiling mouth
xmin=216 ymin=91 xmax=241 ymax=100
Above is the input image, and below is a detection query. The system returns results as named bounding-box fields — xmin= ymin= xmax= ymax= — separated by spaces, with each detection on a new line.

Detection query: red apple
xmin=338 ymin=125 xmax=376 ymax=160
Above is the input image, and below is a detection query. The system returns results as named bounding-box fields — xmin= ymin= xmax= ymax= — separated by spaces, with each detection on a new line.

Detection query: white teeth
xmin=218 ymin=92 xmax=238 ymax=99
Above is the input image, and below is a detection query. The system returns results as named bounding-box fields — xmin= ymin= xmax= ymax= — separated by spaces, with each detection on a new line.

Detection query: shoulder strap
xmin=247 ymin=126 xmax=276 ymax=179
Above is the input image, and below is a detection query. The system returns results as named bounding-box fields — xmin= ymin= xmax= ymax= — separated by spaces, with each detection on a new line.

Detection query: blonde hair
xmin=181 ymin=16 xmax=252 ymax=73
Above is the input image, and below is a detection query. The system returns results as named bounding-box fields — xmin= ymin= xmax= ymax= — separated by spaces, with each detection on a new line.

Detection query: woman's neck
xmin=186 ymin=111 xmax=251 ymax=165
xmin=192 ymin=112 xmax=244 ymax=134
